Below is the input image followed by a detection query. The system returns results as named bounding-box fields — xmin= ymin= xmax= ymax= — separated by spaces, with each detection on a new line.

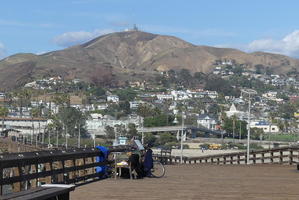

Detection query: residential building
xmin=197 ymin=114 xmax=217 ymax=130
xmin=107 ymin=95 xmax=119 ymax=103
xmin=250 ymin=121 xmax=279 ymax=133
xmin=0 ymin=117 xmax=48 ymax=135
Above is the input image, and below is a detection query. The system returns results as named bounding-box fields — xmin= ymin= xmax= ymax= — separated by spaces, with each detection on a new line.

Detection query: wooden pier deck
xmin=71 ymin=164 xmax=299 ymax=200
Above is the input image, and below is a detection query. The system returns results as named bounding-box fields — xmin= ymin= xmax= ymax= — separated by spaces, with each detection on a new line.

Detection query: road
xmin=71 ymin=164 xmax=299 ymax=200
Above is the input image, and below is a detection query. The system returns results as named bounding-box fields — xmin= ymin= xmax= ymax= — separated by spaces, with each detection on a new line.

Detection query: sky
xmin=1 ymin=0 xmax=299 ymax=59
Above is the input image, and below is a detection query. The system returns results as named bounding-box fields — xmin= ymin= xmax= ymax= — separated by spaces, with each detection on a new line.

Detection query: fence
xmin=169 ymin=146 xmax=299 ymax=165
xmin=0 ymin=148 xmax=108 ymax=195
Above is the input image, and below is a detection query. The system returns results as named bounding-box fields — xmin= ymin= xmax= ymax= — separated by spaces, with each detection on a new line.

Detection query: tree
xmin=51 ymin=93 xmax=70 ymax=107
xmin=90 ymin=87 xmax=106 ymax=97
xmin=0 ymin=106 xmax=8 ymax=132
xmin=105 ymin=126 xmax=115 ymax=139
xmin=15 ymin=89 xmax=32 ymax=116
xmin=137 ymin=104 xmax=155 ymax=118
xmin=0 ymin=107 xmax=9 ymax=118
xmin=177 ymin=69 xmax=193 ymax=87
xmin=127 ymin=123 xmax=138 ymax=139
xmin=119 ymin=101 xmax=131 ymax=114
xmin=144 ymin=133 xmax=157 ymax=146
xmin=115 ymin=88 xmax=137 ymax=101
xmin=222 ymin=116 xmax=247 ymax=139
xmin=251 ymin=128 xmax=264 ymax=140
xmin=278 ymin=103 xmax=295 ymax=119
xmin=54 ymin=107 xmax=87 ymax=138
xmin=115 ymin=124 xmax=127 ymax=137
xmin=159 ymin=132 xmax=176 ymax=145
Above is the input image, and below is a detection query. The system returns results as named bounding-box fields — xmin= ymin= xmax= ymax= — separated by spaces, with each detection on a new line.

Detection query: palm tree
xmin=0 ymin=106 xmax=8 ymax=133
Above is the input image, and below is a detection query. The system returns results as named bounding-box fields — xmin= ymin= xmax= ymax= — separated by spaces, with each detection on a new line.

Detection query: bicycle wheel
xmin=151 ymin=161 xmax=165 ymax=178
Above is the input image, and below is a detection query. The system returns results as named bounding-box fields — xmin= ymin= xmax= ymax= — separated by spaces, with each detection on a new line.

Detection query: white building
xmin=156 ymin=94 xmax=173 ymax=101
xmin=250 ymin=121 xmax=279 ymax=133
xmin=0 ymin=117 xmax=48 ymax=135
xmin=86 ymin=115 xmax=141 ymax=136
xmin=197 ymin=114 xmax=217 ymax=130
xmin=170 ymin=90 xmax=190 ymax=101
xmin=107 ymin=95 xmax=119 ymax=103
xmin=226 ymin=104 xmax=246 ymax=119
xmin=129 ymin=101 xmax=142 ymax=109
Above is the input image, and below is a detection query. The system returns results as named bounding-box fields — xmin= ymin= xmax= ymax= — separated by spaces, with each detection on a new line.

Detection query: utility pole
xmin=65 ymin=124 xmax=68 ymax=149
xmin=241 ymin=89 xmax=257 ymax=165
xmin=78 ymin=123 xmax=81 ymax=148
xmin=56 ymin=128 xmax=59 ymax=148
xmin=239 ymin=120 xmax=242 ymax=141
xmin=233 ymin=117 xmax=235 ymax=143
xmin=180 ymin=112 xmax=185 ymax=164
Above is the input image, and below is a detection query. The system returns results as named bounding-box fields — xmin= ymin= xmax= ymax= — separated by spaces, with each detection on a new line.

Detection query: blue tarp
xmin=96 ymin=146 xmax=109 ymax=173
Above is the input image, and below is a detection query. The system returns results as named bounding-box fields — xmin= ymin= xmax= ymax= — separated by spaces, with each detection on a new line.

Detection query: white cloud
xmin=246 ymin=30 xmax=299 ymax=57
xmin=0 ymin=42 xmax=6 ymax=59
xmin=53 ymin=29 xmax=114 ymax=47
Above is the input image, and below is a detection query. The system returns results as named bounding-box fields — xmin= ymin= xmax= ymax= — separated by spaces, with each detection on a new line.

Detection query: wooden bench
xmin=0 ymin=184 xmax=75 ymax=200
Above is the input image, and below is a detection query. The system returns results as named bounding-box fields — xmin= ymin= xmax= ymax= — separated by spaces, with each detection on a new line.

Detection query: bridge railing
xmin=0 ymin=148 xmax=108 ymax=195
xmin=169 ymin=146 xmax=299 ymax=165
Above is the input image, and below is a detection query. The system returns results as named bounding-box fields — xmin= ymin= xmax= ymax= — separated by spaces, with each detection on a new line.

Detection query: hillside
xmin=0 ymin=30 xmax=298 ymax=90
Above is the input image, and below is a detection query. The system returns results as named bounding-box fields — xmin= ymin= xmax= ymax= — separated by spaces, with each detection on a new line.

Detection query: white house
xmin=197 ymin=114 xmax=217 ymax=130
xmin=156 ymin=94 xmax=173 ymax=101
xmin=250 ymin=121 xmax=279 ymax=133
xmin=107 ymin=95 xmax=119 ymax=103
xmin=129 ymin=101 xmax=142 ymax=109
xmin=170 ymin=90 xmax=190 ymax=101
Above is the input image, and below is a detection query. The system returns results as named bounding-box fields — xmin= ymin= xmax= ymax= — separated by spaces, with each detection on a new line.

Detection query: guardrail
xmin=169 ymin=146 xmax=299 ymax=165
xmin=0 ymin=148 xmax=108 ymax=196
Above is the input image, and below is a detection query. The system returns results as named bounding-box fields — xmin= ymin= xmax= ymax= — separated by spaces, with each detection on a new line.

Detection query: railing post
xmin=280 ymin=151 xmax=283 ymax=164
xmin=223 ymin=156 xmax=226 ymax=165
xmin=253 ymin=153 xmax=256 ymax=164
xmin=270 ymin=152 xmax=274 ymax=163
xmin=237 ymin=155 xmax=240 ymax=164
xmin=217 ymin=157 xmax=220 ymax=165
xmin=230 ymin=156 xmax=233 ymax=164
xmin=289 ymin=150 xmax=293 ymax=165
xmin=261 ymin=153 xmax=264 ymax=164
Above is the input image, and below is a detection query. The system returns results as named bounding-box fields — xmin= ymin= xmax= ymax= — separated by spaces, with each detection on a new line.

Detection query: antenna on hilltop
xmin=133 ymin=24 xmax=138 ymax=31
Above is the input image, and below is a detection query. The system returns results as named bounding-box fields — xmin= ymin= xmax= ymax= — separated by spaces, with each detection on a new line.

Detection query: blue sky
xmin=1 ymin=0 xmax=299 ymax=58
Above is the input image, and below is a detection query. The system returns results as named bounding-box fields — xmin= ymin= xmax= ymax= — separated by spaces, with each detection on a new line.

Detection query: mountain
xmin=0 ymin=31 xmax=298 ymax=90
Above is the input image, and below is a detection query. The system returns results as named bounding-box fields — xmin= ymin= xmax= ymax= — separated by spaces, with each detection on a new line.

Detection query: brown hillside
xmin=0 ymin=31 xmax=298 ymax=90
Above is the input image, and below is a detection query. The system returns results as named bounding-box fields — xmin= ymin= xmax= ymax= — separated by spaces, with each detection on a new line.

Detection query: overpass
xmin=137 ymin=125 xmax=222 ymax=136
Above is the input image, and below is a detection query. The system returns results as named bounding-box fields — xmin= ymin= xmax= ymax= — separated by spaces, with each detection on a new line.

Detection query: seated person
xmin=119 ymin=151 xmax=143 ymax=179
xmin=128 ymin=151 xmax=144 ymax=179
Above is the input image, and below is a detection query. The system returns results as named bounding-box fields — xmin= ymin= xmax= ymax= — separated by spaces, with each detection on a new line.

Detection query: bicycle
xmin=150 ymin=160 xmax=165 ymax=178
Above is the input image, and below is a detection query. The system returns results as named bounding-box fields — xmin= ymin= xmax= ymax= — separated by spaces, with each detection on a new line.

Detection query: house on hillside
xmin=250 ymin=121 xmax=279 ymax=133
xmin=107 ymin=95 xmax=119 ymax=103
xmin=197 ymin=114 xmax=217 ymax=130
xmin=225 ymin=104 xmax=246 ymax=119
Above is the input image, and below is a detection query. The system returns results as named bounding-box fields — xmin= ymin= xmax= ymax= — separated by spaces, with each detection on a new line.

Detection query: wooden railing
xmin=169 ymin=146 xmax=299 ymax=165
xmin=0 ymin=148 xmax=109 ymax=195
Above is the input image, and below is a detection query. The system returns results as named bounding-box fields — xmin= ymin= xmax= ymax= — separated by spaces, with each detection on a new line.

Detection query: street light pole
xmin=180 ymin=112 xmax=185 ymax=164
xmin=93 ymin=132 xmax=96 ymax=148
xmin=241 ymin=89 xmax=256 ymax=165
xmin=78 ymin=123 xmax=81 ymax=148
xmin=247 ymin=93 xmax=251 ymax=164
